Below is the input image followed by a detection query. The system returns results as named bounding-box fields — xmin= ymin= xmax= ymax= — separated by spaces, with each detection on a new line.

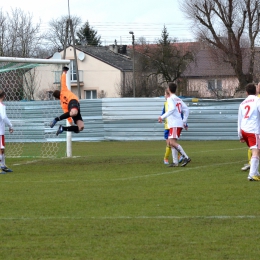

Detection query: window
xmin=216 ymin=79 xmax=222 ymax=90
xmin=207 ymin=79 xmax=222 ymax=91
xmin=68 ymin=60 xmax=83 ymax=82
xmin=85 ymin=90 xmax=97 ymax=99
xmin=70 ymin=60 xmax=77 ymax=81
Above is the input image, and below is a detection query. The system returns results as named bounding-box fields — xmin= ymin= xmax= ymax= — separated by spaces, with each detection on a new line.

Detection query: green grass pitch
xmin=0 ymin=140 xmax=259 ymax=260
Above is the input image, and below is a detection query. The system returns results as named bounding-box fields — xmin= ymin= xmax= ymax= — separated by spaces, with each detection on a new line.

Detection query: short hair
xmin=168 ymin=82 xmax=177 ymax=93
xmin=246 ymin=83 xmax=256 ymax=95
xmin=53 ymin=90 xmax=61 ymax=99
xmin=63 ymin=66 xmax=69 ymax=71
xmin=0 ymin=89 xmax=5 ymax=99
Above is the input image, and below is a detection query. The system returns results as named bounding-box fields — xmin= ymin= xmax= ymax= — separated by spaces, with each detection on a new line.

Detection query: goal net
xmin=0 ymin=57 xmax=70 ymax=158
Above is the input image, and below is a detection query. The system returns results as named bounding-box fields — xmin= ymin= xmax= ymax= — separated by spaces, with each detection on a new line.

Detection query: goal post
xmin=0 ymin=56 xmax=72 ymax=158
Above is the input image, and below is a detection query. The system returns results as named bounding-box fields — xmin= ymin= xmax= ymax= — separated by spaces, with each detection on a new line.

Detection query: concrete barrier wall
xmin=5 ymin=98 xmax=242 ymax=143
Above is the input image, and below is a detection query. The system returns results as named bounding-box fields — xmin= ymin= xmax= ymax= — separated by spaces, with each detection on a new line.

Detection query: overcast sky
xmin=3 ymin=0 xmax=195 ymax=45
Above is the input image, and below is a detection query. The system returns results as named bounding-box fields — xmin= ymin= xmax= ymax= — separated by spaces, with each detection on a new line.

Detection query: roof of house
xmin=183 ymin=46 xmax=260 ymax=78
xmin=57 ymin=43 xmax=260 ymax=79
xmin=74 ymin=45 xmax=133 ymax=72
xmin=131 ymin=41 xmax=201 ymax=54
xmin=182 ymin=47 xmax=236 ymax=78
xmin=130 ymin=41 xmax=260 ymax=78
xmin=131 ymin=42 xmax=236 ymax=78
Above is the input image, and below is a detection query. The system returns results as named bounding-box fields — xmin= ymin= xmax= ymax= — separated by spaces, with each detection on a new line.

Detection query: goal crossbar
xmin=0 ymin=57 xmax=70 ymax=65
xmin=0 ymin=57 xmax=70 ymax=73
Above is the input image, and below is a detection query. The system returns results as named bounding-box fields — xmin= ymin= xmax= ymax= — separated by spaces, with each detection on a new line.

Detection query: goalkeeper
xmin=50 ymin=66 xmax=84 ymax=136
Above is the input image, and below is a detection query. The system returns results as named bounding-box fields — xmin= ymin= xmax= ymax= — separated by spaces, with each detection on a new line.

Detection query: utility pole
xmin=129 ymin=31 xmax=135 ymax=97
xmin=62 ymin=0 xmax=81 ymax=158
xmin=63 ymin=1 xmax=81 ymax=99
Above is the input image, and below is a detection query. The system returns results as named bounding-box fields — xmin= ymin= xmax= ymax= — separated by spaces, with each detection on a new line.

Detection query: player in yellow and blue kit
xmin=162 ymin=90 xmax=171 ymax=164
xmin=161 ymin=89 xmax=185 ymax=165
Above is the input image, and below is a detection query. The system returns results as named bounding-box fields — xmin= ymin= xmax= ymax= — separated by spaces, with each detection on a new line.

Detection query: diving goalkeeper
xmin=50 ymin=66 xmax=84 ymax=136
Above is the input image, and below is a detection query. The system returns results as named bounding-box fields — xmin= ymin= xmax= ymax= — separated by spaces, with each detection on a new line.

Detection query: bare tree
xmin=0 ymin=7 xmax=53 ymax=59
xmin=180 ymin=0 xmax=260 ymax=91
xmin=156 ymin=26 xmax=194 ymax=84
xmin=22 ymin=68 xmax=41 ymax=100
xmin=98 ymin=90 xmax=107 ymax=98
xmin=33 ymin=45 xmax=53 ymax=59
xmin=116 ymin=72 xmax=164 ymax=97
xmin=136 ymin=37 xmax=147 ymax=45
xmin=123 ymin=26 xmax=194 ymax=96
xmin=0 ymin=8 xmax=7 ymax=56
xmin=37 ymin=82 xmax=58 ymax=100
xmin=1 ymin=8 xmax=44 ymax=57
xmin=46 ymin=15 xmax=82 ymax=51
xmin=137 ymin=26 xmax=195 ymax=86
xmin=0 ymin=8 xmax=50 ymax=101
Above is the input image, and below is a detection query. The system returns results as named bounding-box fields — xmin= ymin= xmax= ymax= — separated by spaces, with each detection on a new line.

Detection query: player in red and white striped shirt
xmin=158 ymin=82 xmax=191 ymax=167
xmin=0 ymin=90 xmax=14 ymax=173
xmin=238 ymin=83 xmax=260 ymax=181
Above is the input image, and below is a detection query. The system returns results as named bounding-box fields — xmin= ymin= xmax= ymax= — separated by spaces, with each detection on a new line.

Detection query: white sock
xmin=249 ymin=156 xmax=259 ymax=176
xmin=1 ymin=154 xmax=5 ymax=167
xmin=171 ymin=147 xmax=178 ymax=164
xmin=176 ymin=144 xmax=188 ymax=159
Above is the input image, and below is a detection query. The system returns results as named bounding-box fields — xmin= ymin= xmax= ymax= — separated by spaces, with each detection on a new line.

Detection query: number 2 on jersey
xmin=244 ymin=105 xmax=250 ymax=118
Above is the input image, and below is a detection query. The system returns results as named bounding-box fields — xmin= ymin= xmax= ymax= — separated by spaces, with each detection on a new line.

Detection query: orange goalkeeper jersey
xmin=60 ymin=72 xmax=79 ymax=123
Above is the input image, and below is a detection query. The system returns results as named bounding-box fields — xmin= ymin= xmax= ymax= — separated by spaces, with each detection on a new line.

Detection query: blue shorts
xmin=164 ymin=129 xmax=169 ymax=140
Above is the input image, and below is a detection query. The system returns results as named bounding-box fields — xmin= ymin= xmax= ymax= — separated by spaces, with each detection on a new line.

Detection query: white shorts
xmin=168 ymin=127 xmax=182 ymax=139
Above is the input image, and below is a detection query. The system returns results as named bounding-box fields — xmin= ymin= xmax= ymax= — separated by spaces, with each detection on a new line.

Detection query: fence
xmin=5 ymin=97 xmax=243 ymax=143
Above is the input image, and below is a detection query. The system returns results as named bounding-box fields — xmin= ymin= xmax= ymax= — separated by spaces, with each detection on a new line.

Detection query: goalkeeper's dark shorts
xmin=68 ymin=99 xmax=83 ymax=124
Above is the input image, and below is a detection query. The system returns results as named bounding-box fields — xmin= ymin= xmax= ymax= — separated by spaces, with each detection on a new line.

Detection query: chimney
xmin=108 ymin=42 xmax=118 ymax=54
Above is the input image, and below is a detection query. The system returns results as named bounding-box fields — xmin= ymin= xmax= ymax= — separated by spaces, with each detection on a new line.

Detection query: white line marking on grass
xmin=190 ymin=147 xmax=247 ymax=154
xmin=95 ymin=215 xmax=259 ymax=220
xmin=12 ymin=156 xmax=83 ymax=166
xmin=0 ymin=160 xmax=244 ymax=183
xmin=0 ymin=215 xmax=258 ymax=221
xmin=13 ymin=160 xmax=41 ymax=166
xmin=9 ymin=146 xmax=247 ymax=167
xmin=111 ymin=160 xmax=244 ymax=181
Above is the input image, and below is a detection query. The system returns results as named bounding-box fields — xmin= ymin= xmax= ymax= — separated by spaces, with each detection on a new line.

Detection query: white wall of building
xmin=61 ymin=47 xmax=122 ymax=98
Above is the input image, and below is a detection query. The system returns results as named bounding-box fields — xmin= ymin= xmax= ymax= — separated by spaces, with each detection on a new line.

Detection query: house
xmin=36 ymin=45 xmax=133 ymax=100
xmin=181 ymin=43 xmax=238 ymax=98
xmin=132 ymin=41 xmax=260 ymax=98
xmin=35 ymin=41 xmax=260 ymax=100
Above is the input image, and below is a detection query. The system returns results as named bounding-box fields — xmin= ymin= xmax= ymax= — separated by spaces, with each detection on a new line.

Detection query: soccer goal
xmin=0 ymin=56 xmax=71 ymax=158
